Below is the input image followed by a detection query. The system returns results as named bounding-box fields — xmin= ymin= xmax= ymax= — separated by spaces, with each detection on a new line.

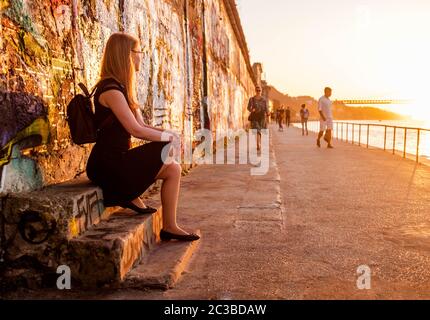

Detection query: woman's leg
xmin=257 ymin=122 xmax=263 ymax=151
xmin=251 ymin=121 xmax=261 ymax=151
xmin=155 ymin=162 xmax=189 ymax=235
xmin=129 ymin=145 xmax=176 ymax=210
xmin=257 ymin=132 xmax=261 ymax=151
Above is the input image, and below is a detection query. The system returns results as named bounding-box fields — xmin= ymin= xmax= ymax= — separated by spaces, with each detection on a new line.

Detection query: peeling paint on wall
xmin=204 ymin=0 xmax=254 ymax=139
xmin=0 ymin=0 xmax=256 ymax=194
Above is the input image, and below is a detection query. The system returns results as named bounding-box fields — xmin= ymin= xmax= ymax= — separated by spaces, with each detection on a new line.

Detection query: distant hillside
xmin=265 ymin=85 xmax=406 ymax=121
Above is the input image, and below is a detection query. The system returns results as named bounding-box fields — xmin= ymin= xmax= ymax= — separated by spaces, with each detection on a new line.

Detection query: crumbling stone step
xmin=65 ymin=208 xmax=163 ymax=287
xmin=1 ymin=178 xmax=120 ymax=273
xmin=122 ymin=230 xmax=201 ymax=290
xmin=2 ymin=177 xmax=117 ymax=241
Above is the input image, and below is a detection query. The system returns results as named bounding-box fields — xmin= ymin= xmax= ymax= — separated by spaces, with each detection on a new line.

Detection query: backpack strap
xmin=95 ymin=78 xmax=125 ymax=95
xmin=78 ymin=83 xmax=98 ymax=98
xmin=93 ymin=79 xmax=127 ymax=132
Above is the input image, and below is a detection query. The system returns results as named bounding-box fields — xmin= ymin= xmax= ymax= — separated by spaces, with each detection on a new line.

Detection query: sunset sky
xmin=237 ymin=0 xmax=430 ymax=113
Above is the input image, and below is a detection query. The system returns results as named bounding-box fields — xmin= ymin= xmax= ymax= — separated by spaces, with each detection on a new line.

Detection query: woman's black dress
xmin=86 ymin=78 xmax=170 ymax=207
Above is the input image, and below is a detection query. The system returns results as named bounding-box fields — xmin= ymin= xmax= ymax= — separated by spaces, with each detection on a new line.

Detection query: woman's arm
xmin=134 ymin=107 xmax=181 ymax=141
xmin=134 ymin=108 xmax=145 ymax=127
xmin=247 ymin=97 xmax=255 ymax=112
xmin=134 ymin=109 xmax=165 ymax=132
xmin=99 ymin=90 xmax=173 ymax=142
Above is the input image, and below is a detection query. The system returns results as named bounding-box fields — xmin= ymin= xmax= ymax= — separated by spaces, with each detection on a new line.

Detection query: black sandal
xmin=119 ymin=202 xmax=158 ymax=215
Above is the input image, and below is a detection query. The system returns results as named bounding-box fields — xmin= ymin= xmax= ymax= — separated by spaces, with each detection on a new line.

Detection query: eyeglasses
xmin=131 ymin=49 xmax=146 ymax=55
xmin=256 ymin=88 xmax=262 ymax=92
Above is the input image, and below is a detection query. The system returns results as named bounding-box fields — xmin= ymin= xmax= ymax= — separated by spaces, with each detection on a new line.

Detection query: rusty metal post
xmin=384 ymin=126 xmax=387 ymax=151
xmin=336 ymin=122 xmax=339 ymax=140
xmin=359 ymin=124 xmax=361 ymax=146
xmin=416 ymin=129 xmax=421 ymax=163
xmin=346 ymin=123 xmax=349 ymax=143
xmin=367 ymin=124 xmax=370 ymax=148
xmin=341 ymin=123 xmax=344 ymax=141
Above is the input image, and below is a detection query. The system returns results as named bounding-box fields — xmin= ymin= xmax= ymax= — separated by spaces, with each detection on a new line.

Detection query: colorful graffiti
xmin=0 ymin=91 xmax=50 ymax=192
xmin=207 ymin=1 xmax=229 ymax=68
xmin=0 ymin=0 xmax=75 ymax=192
xmin=204 ymin=0 xmax=255 ymax=137
xmin=0 ymin=0 xmax=256 ymax=194
xmin=70 ymin=189 xmax=104 ymax=237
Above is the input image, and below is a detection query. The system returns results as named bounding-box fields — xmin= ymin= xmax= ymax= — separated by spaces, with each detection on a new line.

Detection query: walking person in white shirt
xmin=317 ymin=87 xmax=334 ymax=149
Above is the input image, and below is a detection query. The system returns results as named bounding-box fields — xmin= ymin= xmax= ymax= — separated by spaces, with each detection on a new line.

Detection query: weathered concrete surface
xmin=123 ymin=230 xmax=201 ymax=290
xmin=272 ymin=126 xmax=430 ymax=299
xmin=6 ymin=125 xmax=430 ymax=299
xmin=65 ymin=208 xmax=163 ymax=287
xmin=1 ymin=178 xmax=118 ymax=274
xmin=2 ymin=177 xmax=116 ymax=238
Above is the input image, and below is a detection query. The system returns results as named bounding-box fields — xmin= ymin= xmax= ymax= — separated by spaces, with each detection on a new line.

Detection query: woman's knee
xmin=170 ymin=162 xmax=182 ymax=177
xmin=162 ymin=162 xmax=181 ymax=179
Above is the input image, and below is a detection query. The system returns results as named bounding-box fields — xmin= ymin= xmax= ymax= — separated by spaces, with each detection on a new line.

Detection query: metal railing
xmin=303 ymin=121 xmax=430 ymax=163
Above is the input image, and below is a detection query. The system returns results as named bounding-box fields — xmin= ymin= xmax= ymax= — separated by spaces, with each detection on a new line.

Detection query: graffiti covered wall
xmin=204 ymin=0 xmax=255 ymax=138
xmin=0 ymin=0 xmax=256 ymax=193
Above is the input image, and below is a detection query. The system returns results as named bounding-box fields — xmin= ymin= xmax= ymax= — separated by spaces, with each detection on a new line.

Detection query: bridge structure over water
xmin=334 ymin=99 xmax=410 ymax=105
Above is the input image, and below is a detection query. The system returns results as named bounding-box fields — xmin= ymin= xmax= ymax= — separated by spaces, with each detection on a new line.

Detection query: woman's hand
xmin=164 ymin=131 xmax=181 ymax=148
xmin=165 ymin=129 xmax=181 ymax=139
xmin=166 ymin=130 xmax=182 ymax=144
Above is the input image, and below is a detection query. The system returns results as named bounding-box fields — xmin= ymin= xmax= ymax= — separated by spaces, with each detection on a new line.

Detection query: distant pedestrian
xmin=300 ymin=104 xmax=309 ymax=136
xmin=277 ymin=106 xmax=285 ymax=131
xmin=285 ymin=106 xmax=291 ymax=128
xmin=317 ymin=87 xmax=334 ymax=149
xmin=248 ymin=86 xmax=269 ymax=151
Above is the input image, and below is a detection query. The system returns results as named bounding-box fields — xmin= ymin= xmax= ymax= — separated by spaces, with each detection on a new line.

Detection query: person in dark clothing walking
xmin=86 ymin=32 xmax=199 ymax=241
xmin=247 ymin=85 xmax=269 ymax=151
xmin=285 ymin=106 xmax=291 ymax=128
xmin=277 ymin=106 xmax=285 ymax=132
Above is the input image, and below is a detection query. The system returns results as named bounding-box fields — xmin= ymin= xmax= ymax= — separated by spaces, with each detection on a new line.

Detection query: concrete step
xmin=122 ymin=230 xmax=201 ymax=290
xmin=64 ymin=206 xmax=163 ymax=287
xmin=2 ymin=177 xmax=117 ymax=241
xmin=1 ymin=175 xmax=201 ymax=291
xmin=1 ymin=178 xmax=120 ymax=273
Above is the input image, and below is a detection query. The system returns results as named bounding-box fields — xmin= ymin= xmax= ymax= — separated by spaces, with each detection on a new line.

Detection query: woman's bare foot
xmin=131 ymin=197 xmax=148 ymax=209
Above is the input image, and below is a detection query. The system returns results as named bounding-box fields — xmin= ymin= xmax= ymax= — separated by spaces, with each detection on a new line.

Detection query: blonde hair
xmin=99 ymin=32 xmax=140 ymax=110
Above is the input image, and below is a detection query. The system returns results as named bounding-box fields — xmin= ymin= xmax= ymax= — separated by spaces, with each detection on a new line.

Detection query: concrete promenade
xmin=9 ymin=125 xmax=430 ymax=299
